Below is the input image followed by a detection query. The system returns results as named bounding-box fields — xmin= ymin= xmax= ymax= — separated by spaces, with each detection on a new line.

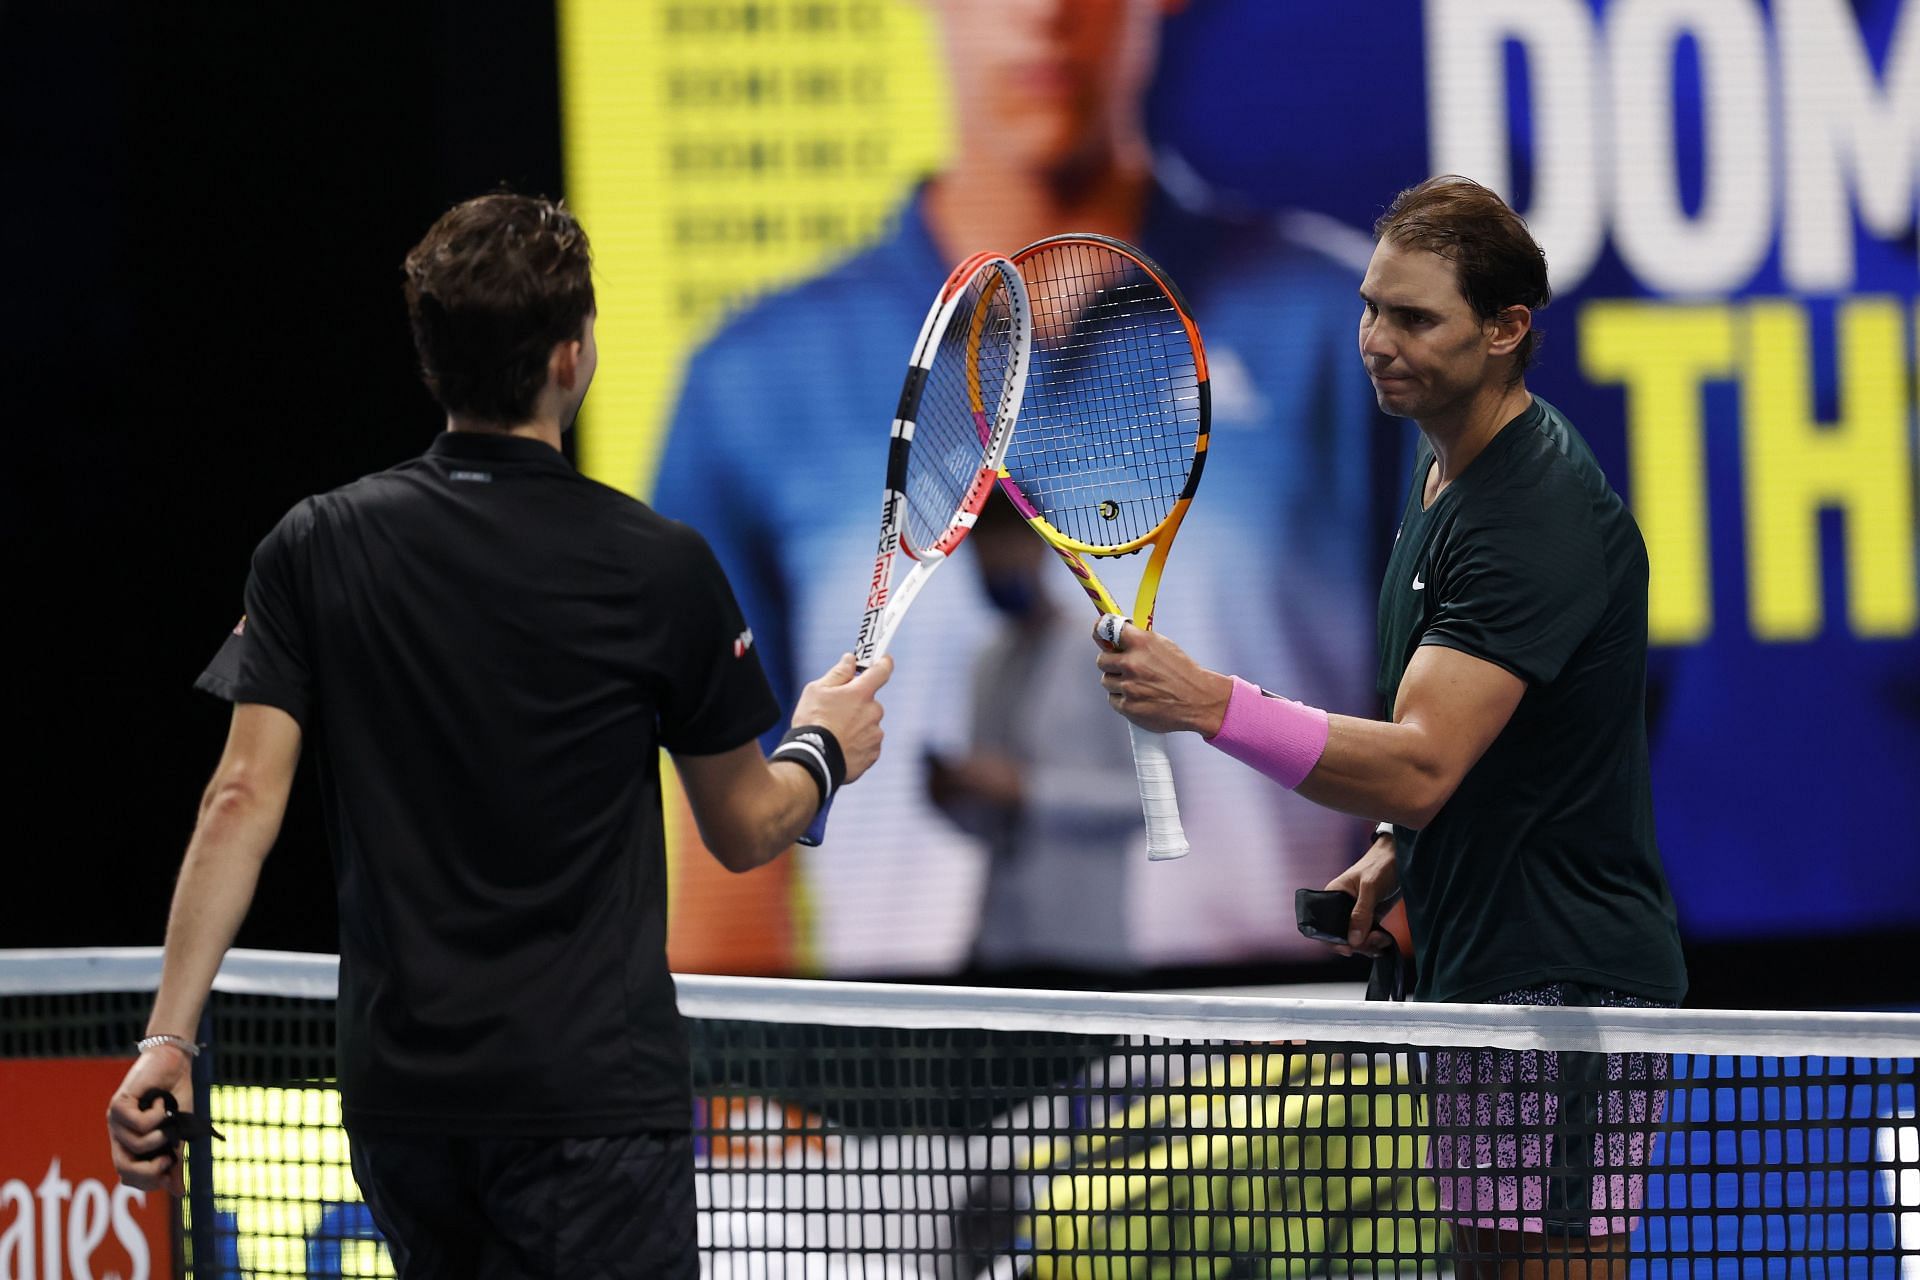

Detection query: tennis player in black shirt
xmin=1094 ymin=176 xmax=1684 ymax=1278
xmin=106 ymin=193 xmax=891 ymax=1277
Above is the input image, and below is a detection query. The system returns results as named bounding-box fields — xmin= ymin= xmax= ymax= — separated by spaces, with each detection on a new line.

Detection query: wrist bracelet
xmin=136 ymin=1033 xmax=201 ymax=1059
xmin=1374 ymin=821 xmax=1395 ymax=840
xmin=771 ymin=724 xmax=847 ymax=811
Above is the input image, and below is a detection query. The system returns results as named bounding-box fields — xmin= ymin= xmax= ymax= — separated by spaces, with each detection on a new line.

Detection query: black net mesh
xmin=5 ymin=963 xmax=1916 ymax=1278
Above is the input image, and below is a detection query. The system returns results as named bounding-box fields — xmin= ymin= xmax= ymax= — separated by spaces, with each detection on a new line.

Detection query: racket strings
xmin=901 ymin=268 xmax=1022 ymax=556
xmin=1005 ymin=244 xmax=1202 ymax=550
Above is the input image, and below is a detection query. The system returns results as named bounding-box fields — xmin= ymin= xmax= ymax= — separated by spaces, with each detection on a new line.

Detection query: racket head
xmin=891 ymin=255 xmax=1032 ymax=562
xmin=851 ymin=252 xmax=1031 ymax=668
xmin=999 ymin=233 xmax=1210 ymax=559
xmin=808 ymin=253 xmax=1030 ymax=847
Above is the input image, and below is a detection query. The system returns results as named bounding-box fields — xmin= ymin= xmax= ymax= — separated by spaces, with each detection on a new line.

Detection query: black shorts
xmin=348 ymin=1128 xmax=698 ymax=1279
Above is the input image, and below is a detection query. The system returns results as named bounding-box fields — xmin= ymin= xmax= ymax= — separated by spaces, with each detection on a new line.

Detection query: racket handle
xmin=1127 ymin=722 xmax=1190 ymax=861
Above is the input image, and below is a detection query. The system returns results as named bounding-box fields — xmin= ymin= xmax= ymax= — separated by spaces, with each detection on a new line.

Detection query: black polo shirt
xmin=198 ymin=430 xmax=780 ymax=1136
xmin=1376 ymin=397 xmax=1686 ymax=1006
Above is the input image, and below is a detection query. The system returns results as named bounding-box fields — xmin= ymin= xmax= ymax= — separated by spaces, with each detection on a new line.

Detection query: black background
xmin=6 ymin=3 xmax=1911 ymax=1008
xmin=6 ymin=2 xmax=562 ymax=957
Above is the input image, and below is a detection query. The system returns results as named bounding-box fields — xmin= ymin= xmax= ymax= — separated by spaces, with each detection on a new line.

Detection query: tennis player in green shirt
xmin=1095 ymin=174 xmax=1686 ymax=1279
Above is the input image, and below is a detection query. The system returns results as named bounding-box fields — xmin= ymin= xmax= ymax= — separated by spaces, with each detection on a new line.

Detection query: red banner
xmin=0 ymin=1059 xmax=174 ymax=1279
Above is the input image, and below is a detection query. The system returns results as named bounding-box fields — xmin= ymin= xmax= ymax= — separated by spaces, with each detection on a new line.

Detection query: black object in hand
xmin=137 ymin=1089 xmax=224 ymax=1147
xmin=1295 ymin=888 xmax=1360 ymax=945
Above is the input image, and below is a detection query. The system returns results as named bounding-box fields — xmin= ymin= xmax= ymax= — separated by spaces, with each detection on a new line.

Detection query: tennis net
xmin=2 ymin=947 xmax=1916 ymax=1277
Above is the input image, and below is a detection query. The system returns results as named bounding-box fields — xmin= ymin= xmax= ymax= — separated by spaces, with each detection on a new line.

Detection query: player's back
xmin=246 ymin=431 xmax=728 ymax=1134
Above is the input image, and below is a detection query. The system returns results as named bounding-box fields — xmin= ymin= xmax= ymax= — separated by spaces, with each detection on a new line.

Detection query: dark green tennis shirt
xmin=1377 ymin=396 xmax=1686 ymax=1004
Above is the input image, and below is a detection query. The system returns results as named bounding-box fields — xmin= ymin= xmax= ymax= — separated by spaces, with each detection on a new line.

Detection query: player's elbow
xmin=678 ymin=745 xmax=799 ymax=875
xmin=700 ymin=811 xmax=789 ymax=874
xmin=1398 ymin=794 xmax=1446 ymax=832
xmin=1394 ymin=759 xmax=1461 ymax=830
xmin=706 ymin=835 xmax=780 ymax=875
xmin=197 ymin=771 xmax=270 ymax=826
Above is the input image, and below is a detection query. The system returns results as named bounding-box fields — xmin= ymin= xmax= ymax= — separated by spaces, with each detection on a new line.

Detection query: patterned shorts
xmin=1427 ymin=982 xmax=1672 ymax=1238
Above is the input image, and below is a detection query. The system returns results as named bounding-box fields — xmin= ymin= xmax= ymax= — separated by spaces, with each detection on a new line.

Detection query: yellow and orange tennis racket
xmin=1000 ymin=233 xmax=1210 ymax=861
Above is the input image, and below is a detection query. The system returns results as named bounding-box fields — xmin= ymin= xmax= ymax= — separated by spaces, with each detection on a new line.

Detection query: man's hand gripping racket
xmin=799 ymin=252 xmax=1032 ymax=846
xmin=1000 ymin=234 xmax=1210 ymax=861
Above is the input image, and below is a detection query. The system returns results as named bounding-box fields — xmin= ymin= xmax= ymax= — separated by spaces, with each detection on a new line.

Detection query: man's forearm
xmin=746 ymin=761 xmax=829 ymax=866
xmin=1204 ymin=689 xmax=1452 ymax=828
xmin=1292 ymin=713 xmax=1455 ymax=829
xmin=145 ymin=781 xmax=284 ymax=1038
xmin=1198 ymin=647 xmax=1526 ymax=829
xmin=687 ymin=757 xmax=822 ymax=873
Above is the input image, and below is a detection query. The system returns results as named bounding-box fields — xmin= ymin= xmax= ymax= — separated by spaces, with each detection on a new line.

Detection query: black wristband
xmin=771 ymin=724 xmax=847 ymax=811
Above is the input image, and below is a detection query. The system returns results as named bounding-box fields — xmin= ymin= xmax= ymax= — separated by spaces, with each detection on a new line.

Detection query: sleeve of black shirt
xmin=1420 ymin=496 xmax=1607 ymax=687
xmin=192 ymin=503 xmax=315 ymax=726
xmin=657 ymin=525 xmax=782 ymax=756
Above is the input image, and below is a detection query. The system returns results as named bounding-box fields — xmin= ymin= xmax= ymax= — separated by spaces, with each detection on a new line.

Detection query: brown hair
xmin=1374 ymin=175 xmax=1550 ymax=380
xmin=403 ymin=193 xmax=594 ymax=423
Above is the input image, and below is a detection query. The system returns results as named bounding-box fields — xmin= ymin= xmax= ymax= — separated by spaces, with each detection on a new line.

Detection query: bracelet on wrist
xmin=770 ymin=724 xmax=847 ymax=812
xmin=136 ymin=1033 xmax=201 ymax=1060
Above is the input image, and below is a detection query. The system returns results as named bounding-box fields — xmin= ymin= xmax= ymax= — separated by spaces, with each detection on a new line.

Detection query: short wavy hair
xmin=403 ymin=193 xmax=594 ymax=423
xmin=1375 ymin=175 xmax=1550 ymax=382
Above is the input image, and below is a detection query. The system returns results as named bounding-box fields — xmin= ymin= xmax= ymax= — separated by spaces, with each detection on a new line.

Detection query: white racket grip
xmin=1128 ymin=722 xmax=1189 ymax=861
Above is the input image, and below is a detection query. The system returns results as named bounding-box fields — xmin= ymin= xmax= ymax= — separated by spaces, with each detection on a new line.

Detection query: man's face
xmin=933 ymin=0 xmax=1162 ymax=170
xmin=1357 ymin=240 xmax=1496 ymax=422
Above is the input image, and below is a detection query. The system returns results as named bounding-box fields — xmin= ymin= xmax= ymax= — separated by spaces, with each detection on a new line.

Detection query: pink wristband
xmin=1204 ymin=675 xmax=1329 ymax=790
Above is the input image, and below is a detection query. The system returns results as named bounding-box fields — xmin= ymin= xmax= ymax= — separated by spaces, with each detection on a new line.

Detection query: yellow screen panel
xmin=559 ymin=0 xmax=952 ymax=498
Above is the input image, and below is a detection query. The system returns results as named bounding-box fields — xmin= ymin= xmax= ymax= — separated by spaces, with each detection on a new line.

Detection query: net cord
xmin=4 ymin=947 xmax=1916 ymax=1057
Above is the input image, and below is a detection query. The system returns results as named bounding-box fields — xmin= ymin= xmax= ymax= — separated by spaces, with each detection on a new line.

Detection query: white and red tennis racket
xmin=1000 ymin=233 xmax=1210 ymax=861
xmin=799 ymin=252 xmax=1032 ymax=847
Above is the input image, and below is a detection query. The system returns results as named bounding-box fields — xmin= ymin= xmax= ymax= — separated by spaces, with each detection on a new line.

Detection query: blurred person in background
xmin=925 ymin=491 xmax=1141 ymax=973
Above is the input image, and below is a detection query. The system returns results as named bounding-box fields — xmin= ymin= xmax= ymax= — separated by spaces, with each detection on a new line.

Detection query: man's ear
xmin=1486 ymin=305 xmax=1532 ymax=359
xmin=550 ymin=338 xmax=584 ymax=390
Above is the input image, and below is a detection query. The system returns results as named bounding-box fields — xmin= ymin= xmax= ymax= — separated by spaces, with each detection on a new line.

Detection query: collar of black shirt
xmin=428 ymin=430 xmax=573 ymax=470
